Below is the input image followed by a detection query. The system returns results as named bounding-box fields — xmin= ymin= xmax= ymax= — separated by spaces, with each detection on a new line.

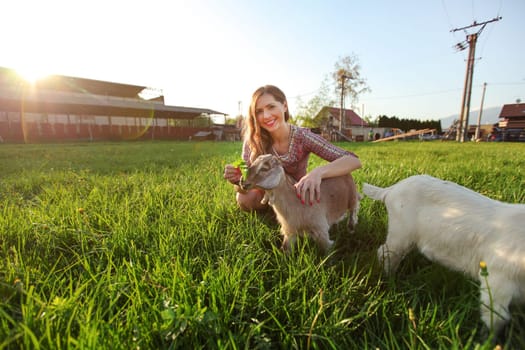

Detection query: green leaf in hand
xmin=233 ymin=158 xmax=248 ymax=180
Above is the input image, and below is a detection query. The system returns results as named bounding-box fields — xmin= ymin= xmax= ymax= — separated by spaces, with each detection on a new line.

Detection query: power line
xmin=291 ymin=88 xmax=322 ymax=99
xmin=362 ymin=88 xmax=462 ymax=102
xmin=477 ymin=0 xmax=504 ymax=61
xmin=441 ymin=0 xmax=459 ymax=41
xmin=488 ymin=81 xmax=525 ymax=86
xmin=361 ymin=81 xmax=524 ymax=103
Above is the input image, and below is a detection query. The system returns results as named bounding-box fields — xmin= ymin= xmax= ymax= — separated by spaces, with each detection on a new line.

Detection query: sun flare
xmin=15 ymin=66 xmax=50 ymax=84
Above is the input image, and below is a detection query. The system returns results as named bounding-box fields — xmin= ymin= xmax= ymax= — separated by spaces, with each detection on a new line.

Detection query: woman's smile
xmin=263 ymin=118 xmax=277 ymax=128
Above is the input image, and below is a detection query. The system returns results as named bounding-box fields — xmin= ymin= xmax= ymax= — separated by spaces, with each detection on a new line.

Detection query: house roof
xmin=323 ymin=106 xmax=369 ymax=127
xmin=0 ymin=66 xmax=225 ymax=119
xmin=499 ymin=103 xmax=525 ymax=119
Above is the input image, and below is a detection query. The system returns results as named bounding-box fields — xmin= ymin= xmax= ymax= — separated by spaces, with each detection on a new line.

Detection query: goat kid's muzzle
xmin=238 ymin=178 xmax=251 ymax=191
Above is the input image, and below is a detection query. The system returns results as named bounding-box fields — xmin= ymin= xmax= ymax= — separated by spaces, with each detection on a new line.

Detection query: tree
xmin=192 ymin=114 xmax=213 ymax=128
xmin=224 ymin=115 xmax=240 ymax=126
xmin=332 ymin=54 xmax=371 ymax=110
xmin=378 ymin=115 xmax=442 ymax=133
xmin=363 ymin=115 xmax=378 ymax=127
xmin=294 ymin=54 xmax=370 ymax=129
xmin=294 ymin=76 xmax=336 ymax=127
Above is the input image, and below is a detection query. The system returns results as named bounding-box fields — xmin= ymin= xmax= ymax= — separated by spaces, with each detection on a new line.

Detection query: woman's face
xmin=255 ymin=93 xmax=287 ymax=133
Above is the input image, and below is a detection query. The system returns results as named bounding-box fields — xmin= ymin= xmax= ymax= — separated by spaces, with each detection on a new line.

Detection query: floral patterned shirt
xmin=242 ymin=125 xmax=358 ymax=181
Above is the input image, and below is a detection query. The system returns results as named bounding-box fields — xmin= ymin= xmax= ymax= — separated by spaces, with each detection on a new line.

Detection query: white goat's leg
xmin=377 ymin=244 xmax=400 ymax=274
xmin=377 ymin=226 xmax=413 ymax=274
xmin=479 ymin=275 xmax=513 ymax=335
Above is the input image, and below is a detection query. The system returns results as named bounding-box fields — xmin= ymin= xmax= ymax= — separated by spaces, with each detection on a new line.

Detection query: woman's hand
xmin=294 ymin=168 xmax=323 ymax=205
xmin=224 ymin=164 xmax=242 ymax=185
xmin=294 ymin=155 xmax=361 ymax=205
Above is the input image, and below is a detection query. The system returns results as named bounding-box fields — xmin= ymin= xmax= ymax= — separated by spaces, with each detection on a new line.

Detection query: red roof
xmin=327 ymin=107 xmax=369 ymax=127
xmin=499 ymin=103 xmax=525 ymax=119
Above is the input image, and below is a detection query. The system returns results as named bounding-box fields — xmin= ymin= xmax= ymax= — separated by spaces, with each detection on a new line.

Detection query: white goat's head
xmin=240 ymin=154 xmax=284 ymax=191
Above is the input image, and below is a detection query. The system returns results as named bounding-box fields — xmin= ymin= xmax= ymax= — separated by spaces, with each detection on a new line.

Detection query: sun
xmin=15 ymin=65 xmax=51 ymax=84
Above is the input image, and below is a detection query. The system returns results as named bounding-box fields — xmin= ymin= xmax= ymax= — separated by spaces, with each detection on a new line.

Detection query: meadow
xmin=0 ymin=140 xmax=524 ymax=349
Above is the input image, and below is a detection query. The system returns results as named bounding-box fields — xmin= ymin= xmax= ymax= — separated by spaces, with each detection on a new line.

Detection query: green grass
xmin=1 ymin=140 xmax=524 ymax=349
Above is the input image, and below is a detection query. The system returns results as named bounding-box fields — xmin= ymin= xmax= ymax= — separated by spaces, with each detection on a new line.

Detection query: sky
xmin=1 ymin=0 xmax=524 ymax=125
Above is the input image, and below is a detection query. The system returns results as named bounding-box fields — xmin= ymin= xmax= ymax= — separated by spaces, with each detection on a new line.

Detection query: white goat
xmin=363 ymin=174 xmax=525 ymax=336
xmin=241 ymin=154 xmax=360 ymax=253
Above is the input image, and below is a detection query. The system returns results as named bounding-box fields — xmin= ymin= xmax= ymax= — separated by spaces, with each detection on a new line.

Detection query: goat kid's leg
xmin=309 ymin=221 xmax=333 ymax=254
xmin=347 ymin=202 xmax=360 ymax=234
xmin=311 ymin=229 xmax=333 ymax=254
xmin=280 ymin=230 xmax=297 ymax=253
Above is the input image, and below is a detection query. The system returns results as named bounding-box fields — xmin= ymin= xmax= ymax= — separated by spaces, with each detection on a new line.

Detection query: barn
xmin=0 ymin=67 xmax=226 ymax=143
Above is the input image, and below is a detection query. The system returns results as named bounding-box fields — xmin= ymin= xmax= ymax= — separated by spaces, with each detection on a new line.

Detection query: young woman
xmin=223 ymin=85 xmax=361 ymax=212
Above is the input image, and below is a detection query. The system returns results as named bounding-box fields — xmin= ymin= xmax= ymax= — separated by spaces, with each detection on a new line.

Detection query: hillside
xmin=440 ymin=106 xmax=501 ymax=129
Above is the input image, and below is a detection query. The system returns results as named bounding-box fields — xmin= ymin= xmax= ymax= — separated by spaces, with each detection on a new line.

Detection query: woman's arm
xmin=294 ymin=128 xmax=362 ymax=205
xmin=293 ymin=128 xmax=362 ymax=205
xmin=311 ymin=154 xmax=361 ymax=178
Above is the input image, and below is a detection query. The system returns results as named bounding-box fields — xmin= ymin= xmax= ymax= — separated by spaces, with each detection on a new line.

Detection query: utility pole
xmin=457 ymin=32 xmax=477 ymax=142
xmin=475 ymin=82 xmax=487 ymax=141
xmin=452 ymin=16 xmax=501 ymax=142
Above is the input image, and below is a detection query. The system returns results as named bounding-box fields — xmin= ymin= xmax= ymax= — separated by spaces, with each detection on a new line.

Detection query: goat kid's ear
xmin=270 ymin=156 xmax=281 ymax=167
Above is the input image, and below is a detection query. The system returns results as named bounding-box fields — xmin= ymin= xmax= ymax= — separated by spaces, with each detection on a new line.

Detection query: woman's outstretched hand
xmin=224 ymin=164 xmax=242 ymax=185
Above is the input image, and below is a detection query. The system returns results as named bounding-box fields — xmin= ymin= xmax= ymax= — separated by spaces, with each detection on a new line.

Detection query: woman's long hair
xmin=243 ymin=85 xmax=290 ymax=163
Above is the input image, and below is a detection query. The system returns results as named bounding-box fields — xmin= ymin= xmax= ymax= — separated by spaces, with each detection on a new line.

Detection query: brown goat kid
xmin=241 ymin=154 xmax=360 ymax=253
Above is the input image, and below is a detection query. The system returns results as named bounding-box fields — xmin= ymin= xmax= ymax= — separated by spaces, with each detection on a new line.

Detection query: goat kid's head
xmin=240 ymin=154 xmax=283 ymax=191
